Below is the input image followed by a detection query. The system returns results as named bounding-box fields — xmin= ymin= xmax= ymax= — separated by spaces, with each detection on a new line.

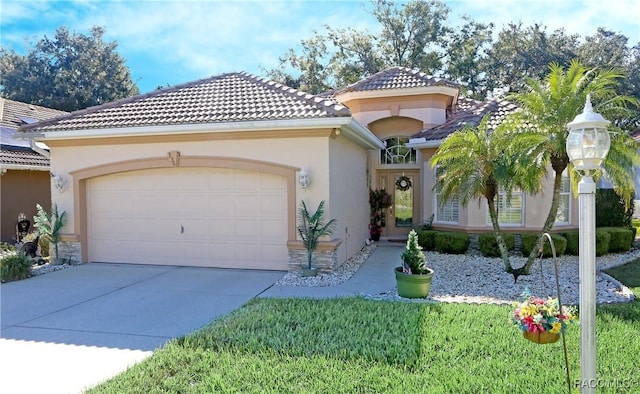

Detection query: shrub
xmin=564 ymin=230 xmax=611 ymax=257
xmin=1 ymin=242 xmax=16 ymax=253
xmin=596 ymin=188 xmax=634 ymax=227
xmin=520 ymin=233 xmax=567 ymax=257
xmin=478 ymin=233 xmax=516 ymax=257
xmin=434 ymin=232 xmax=470 ymax=254
xmin=596 ymin=230 xmax=612 ymax=256
xmin=417 ymin=230 xmax=437 ymax=251
xmin=1 ymin=252 xmax=32 ymax=282
xmin=599 ymin=227 xmax=634 ymax=253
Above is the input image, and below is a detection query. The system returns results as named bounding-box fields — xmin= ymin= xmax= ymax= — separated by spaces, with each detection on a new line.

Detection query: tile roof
xmin=0 ymin=98 xmax=67 ymax=130
xmin=334 ymin=66 xmax=459 ymax=94
xmin=20 ymin=72 xmax=352 ymax=133
xmin=0 ymin=98 xmax=66 ymax=168
xmin=0 ymin=146 xmax=50 ymax=168
xmin=413 ymin=98 xmax=520 ymax=141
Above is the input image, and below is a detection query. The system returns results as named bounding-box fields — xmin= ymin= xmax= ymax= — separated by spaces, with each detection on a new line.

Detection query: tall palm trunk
xmin=511 ymin=159 xmax=566 ymax=281
xmin=486 ymin=195 xmax=513 ymax=273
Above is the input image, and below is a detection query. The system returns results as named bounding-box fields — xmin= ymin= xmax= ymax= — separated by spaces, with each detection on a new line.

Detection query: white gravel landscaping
xmin=10 ymin=242 xmax=639 ymax=305
xmin=277 ymin=244 xmax=639 ymax=305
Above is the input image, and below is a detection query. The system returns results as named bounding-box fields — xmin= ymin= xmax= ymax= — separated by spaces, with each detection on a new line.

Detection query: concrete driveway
xmin=0 ymin=263 xmax=284 ymax=394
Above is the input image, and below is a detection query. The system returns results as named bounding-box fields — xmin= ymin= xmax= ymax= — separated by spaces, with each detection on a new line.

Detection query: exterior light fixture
xmin=52 ymin=173 xmax=69 ymax=193
xmin=566 ymin=94 xmax=611 ymax=172
xmin=565 ymin=94 xmax=610 ymax=394
xmin=298 ymin=168 xmax=311 ymax=189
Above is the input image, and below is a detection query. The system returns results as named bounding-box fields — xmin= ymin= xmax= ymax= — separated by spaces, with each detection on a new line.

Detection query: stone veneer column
xmin=286 ymin=239 xmax=343 ymax=273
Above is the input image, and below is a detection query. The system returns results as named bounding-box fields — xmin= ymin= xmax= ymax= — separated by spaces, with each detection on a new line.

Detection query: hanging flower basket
xmin=511 ymin=294 xmax=577 ymax=345
xmin=523 ymin=330 xmax=560 ymax=344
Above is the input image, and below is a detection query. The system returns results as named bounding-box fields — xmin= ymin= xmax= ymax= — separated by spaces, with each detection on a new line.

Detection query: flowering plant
xmin=369 ymin=189 xmax=392 ymax=240
xmin=511 ymin=293 xmax=577 ymax=334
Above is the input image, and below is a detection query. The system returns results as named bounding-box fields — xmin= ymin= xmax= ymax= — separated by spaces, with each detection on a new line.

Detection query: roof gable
xmin=20 ymin=72 xmax=352 ymax=133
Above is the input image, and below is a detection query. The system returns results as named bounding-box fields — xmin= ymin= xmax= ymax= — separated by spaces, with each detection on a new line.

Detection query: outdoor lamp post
xmin=566 ymin=94 xmax=611 ymax=393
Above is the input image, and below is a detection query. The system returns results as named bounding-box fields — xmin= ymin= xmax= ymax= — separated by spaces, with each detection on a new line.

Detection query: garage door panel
xmin=262 ymin=220 xmax=287 ymax=238
xmin=207 ymin=195 xmax=234 ymax=217
xmin=234 ymin=195 xmax=260 ymax=216
xmin=261 ymin=194 xmax=286 ymax=216
xmin=88 ymin=167 xmax=288 ymax=270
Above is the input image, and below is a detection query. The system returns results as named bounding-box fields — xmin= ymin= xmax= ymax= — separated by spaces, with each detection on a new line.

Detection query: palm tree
xmin=431 ymin=115 xmax=541 ymax=273
xmin=297 ymin=200 xmax=337 ymax=270
xmin=506 ymin=60 xmax=639 ymax=279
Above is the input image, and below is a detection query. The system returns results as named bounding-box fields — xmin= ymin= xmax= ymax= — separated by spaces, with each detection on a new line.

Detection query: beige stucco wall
xmin=328 ymin=133 xmax=370 ymax=263
xmin=338 ymin=94 xmax=452 ymax=129
xmin=46 ymin=126 xmax=376 ymax=265
xmin=418 ymin=147 xmax=578 ymax=232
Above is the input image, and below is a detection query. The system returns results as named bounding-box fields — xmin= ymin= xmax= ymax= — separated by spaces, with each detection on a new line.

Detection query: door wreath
xmin=395 ymin=176 xmax=412 ymax=191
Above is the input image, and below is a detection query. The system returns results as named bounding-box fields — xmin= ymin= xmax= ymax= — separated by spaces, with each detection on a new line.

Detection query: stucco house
xmin=0 ymin=98 xmax=67 ymax=244
xmin=18 ymin=67 xmax=577 ymax=271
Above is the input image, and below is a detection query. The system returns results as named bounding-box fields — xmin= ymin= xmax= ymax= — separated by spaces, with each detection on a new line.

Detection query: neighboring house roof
xmin=413 ymin=98 xmax=520 ymax=141
xmin=334 ymin=66 xmax=459 ymax=94
xmin=20 ymin=72 xmax=352 ymax=134
xmin=0 ymin=98 xmax=67 ymax=131
xmin=0 ymin=98 xmax=67 ymax=170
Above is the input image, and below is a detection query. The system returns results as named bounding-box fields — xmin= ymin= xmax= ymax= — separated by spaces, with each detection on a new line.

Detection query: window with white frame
xmin=380 ymin=136 xmax=417 ymax=164
xmin=434 ymin=166 xmax=459 ymax=223
xmin=436 ymin=197 xmax=459 ymax=223
xmin=488 ymin=188 xmax=524 ymax=225
xmin=555 ymin=172 xmax=571 ymax=223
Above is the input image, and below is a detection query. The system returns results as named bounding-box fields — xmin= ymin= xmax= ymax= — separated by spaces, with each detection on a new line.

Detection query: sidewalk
xmin=259 ymin=243 xmax=403 ymax=299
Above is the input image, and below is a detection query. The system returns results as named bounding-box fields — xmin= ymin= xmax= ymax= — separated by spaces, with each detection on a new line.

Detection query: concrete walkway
xmin=0 ymin=244 xmax=403 ymax=393
xmin=259 ymin=243 xmax=402 ymax=299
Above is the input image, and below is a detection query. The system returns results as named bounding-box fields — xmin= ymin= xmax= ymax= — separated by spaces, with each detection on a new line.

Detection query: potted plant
xmin=369 ymin=189 xmax=392 ymax=241
xmin=394 ymin=229 xmax=434 ymax=298
xmin=511 ymin=294 xmax=577 ymax=344
xmin=33 ymin=204 xmax=68 ymax=265
xmin=297 ymin=200 xmax=337 ymax=277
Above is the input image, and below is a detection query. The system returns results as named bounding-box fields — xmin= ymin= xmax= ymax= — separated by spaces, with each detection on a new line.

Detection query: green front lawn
xmin=89 ymin=265 xmax=640 ymax=394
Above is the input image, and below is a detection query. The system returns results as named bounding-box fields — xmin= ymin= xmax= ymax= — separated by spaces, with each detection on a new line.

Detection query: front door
xmin=379 ymin=171 xmax=419 ymax=238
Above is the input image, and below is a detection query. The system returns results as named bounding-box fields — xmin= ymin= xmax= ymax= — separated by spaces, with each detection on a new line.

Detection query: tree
xmin=443 ymin=16 xmax=493 ymax=99
xmin=265 ymin=0 xmax=452 ymax=93
xmin=0 ymin=26 xmax=139 ymax=111
xmin=483 ymin=23 xmax=579 ymax=95
xmin=506 ymin=60 xmax=640 ymax=280
xmin=430 ymin=115 xmax=540 ymax=273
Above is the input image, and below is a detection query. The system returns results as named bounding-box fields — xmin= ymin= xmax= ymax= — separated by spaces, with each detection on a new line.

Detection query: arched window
xmin=380 ymin=136 xmax=416 ymax=164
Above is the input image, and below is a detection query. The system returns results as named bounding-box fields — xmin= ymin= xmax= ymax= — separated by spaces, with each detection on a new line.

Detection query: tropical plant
xmin=297 ymin=200 xmax=337 ymax=270
xmin=431 ymin=114 xmax=540 ymax=273
xmin=33 ymin=204 xmax=68 ymax=260
xmin=505 ymin=60 xmax=640 ymax=279
xmin=401 ymin=229 xmax=430 ymax=275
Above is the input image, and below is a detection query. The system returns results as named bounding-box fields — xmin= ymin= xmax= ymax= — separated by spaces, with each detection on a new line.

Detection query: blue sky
xmin=2 ymin=0 xmax=639 ymax=93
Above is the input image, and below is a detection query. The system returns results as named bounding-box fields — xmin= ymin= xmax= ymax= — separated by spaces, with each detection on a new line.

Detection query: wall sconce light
xmin=298 ymin=168 xmax=311 ymax=189
xmin=52 ymin=173 xmax=69 ymax=193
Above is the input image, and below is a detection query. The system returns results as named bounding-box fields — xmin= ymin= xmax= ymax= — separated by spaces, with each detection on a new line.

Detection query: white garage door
xmin=87 ymin=167 xmax=288 ymax=270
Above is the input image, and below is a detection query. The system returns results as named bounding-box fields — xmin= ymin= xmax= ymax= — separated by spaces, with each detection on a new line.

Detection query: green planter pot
xmin=50 ymin=257 xmax=66 ymax=266
xmin=302 ymin=267 xmax=319 ymax=277
xmin=394 ymin=266 xmax=433 ymax=298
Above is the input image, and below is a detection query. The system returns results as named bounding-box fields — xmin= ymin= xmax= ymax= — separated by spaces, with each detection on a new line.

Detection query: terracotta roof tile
xmin=0 ymin=146 xmax=49 ymax=168
xmin=0 ymin=98 xmax=65 ymax=168
xmin=20 ymin=72 xmax=352 ymax=133
xmin=0 ymin=98 xmax=67 ymax=129
xmin=414 ymin=98 xmax=519 ymax=141
xmin=335 ymin=66 xmax=459 ymax=94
